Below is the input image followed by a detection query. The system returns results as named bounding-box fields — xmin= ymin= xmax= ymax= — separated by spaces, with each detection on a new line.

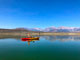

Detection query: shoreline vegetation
xmin=0 ymin=28 xmax=80 ymax=36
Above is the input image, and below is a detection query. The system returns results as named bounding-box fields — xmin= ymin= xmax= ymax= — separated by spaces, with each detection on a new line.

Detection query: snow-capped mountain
xmin=28 ymin=28 xmax=43 ymax=31
xmin=15 ymin=26 xmax=80 ymax=32
xmin=44 ymin=26 xmax=80 ymax=32
xmin=43 ymin=26 xmax=56 ymax=32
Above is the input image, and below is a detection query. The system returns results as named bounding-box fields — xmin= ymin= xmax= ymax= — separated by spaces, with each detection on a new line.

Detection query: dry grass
xmin=0 ymin=32 xmax=80 ymax=36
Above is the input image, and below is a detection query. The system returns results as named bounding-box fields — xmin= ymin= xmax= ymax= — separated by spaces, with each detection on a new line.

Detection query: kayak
xmin=21 ymin=37 xmax=39 ymax=40
xmin=22 ymin=39 xmax=39 ymax=41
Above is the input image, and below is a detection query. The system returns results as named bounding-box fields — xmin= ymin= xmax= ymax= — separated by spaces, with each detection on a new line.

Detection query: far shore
xmin=0 ymin=32 xmax=80 ymax=36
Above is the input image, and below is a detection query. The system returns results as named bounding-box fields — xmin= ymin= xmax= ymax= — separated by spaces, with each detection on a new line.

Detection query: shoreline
xmin=0 ymin=32 xmax=80 ymax=36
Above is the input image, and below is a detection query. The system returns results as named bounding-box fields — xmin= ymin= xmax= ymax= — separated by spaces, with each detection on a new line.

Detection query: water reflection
xmin=21 ymin=39 xmax=39 ymax=45
xmin=42 ymin=36 xmax=80 ymax=42
xmin=0 ymin=35 xmax=21 ymax=39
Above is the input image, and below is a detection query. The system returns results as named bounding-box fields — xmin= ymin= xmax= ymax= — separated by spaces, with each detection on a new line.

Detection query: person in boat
xmin=27 ymin=33 xmax=32 ymax=38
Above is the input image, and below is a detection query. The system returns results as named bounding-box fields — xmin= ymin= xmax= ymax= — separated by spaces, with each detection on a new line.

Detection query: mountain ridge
xmin=1 ymin=26 xmax=80 ymax=32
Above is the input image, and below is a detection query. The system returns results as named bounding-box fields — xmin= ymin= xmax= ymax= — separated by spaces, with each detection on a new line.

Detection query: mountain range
xmin=16 ymin=26 xmax=80 ymax=32
xmin=1 ymin=26 xmax=80 ymax=32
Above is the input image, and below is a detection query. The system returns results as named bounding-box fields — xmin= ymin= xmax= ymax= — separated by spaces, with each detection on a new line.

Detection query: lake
xmin=0 ymin=36 xmax=80 ymax=60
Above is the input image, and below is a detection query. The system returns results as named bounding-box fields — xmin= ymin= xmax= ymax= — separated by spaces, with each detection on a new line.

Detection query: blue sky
xmin=0 ymin=0 xmax=80 ymax=29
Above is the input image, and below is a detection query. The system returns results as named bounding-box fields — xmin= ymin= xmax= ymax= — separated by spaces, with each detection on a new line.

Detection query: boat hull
xmin=22 ymin=37 xmax=39 ymax=40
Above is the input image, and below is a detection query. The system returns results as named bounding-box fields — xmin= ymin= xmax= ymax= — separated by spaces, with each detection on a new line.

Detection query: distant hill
xmin=0 ymin=28 xmax=29 ymax=33
xmin=0 ymin=28 xmax=43 ymax=33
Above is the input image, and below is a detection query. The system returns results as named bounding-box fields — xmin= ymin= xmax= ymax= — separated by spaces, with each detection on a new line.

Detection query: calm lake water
xmin=0 ymin=36 xmax=80 ymax=60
